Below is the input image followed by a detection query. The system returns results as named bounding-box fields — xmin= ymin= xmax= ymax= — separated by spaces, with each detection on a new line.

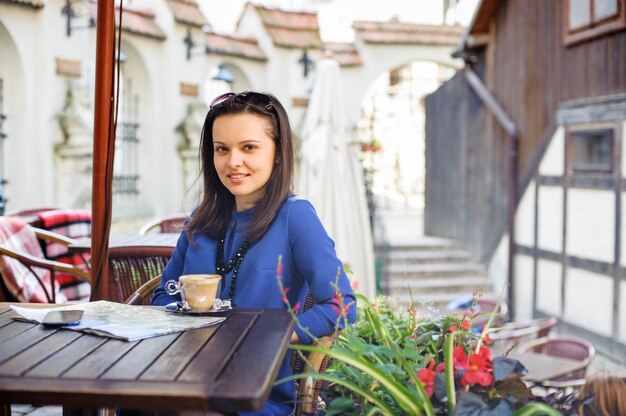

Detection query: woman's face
xmin=212 ymin=112 xmax=277 ymax=211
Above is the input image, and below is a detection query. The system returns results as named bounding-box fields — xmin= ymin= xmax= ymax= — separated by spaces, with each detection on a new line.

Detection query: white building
xmin=0 ymin=0 xmax=464 ymax=234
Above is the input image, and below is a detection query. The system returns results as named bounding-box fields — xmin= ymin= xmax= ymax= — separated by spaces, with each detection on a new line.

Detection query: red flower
xmin=418 ymin=359 xmax=436 ymax=397
xmin=449 ymin=324 xmax=458 ymax=332
xmin=460 ymin=353 xmax=494 ymax=387
xmin=331 ymin=293 xmax=349 ymax=316
xmin=453 ymin=346 xmax=468 ymax=370
xmin=281 ymin=287 xmax=290 ymax=303
xmin=435 ymin=362 xmax=446 ymax=373
xmin=292 ymin=302 xmax=301 ymax=313
xmin=458 ymin=346 xmax=494 ymax=387
xmin=461 ymin=319 xmax=471 ymax=331
xmin=276 ymin=258 xmax=283 ymax=276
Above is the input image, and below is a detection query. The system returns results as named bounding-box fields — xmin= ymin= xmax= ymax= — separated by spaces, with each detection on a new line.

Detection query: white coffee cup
xmin=165 ymin=274 xmax=222 ymax=311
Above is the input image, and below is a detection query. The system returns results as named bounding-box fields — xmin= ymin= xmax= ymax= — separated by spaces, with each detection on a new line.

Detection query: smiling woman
xmin=151 ymin=91 xmax=357 ymax=416
xmin=212 ymin=113 xmax=277 ymax=211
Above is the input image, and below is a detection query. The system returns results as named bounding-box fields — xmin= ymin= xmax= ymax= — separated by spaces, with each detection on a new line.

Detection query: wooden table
xmin=506 ymin=351 xmax=587 ymax=382
xmin=68 ymin=233 xmax=180 ymax=253
xmin=0 ymin=304 xmax=294 ymax=414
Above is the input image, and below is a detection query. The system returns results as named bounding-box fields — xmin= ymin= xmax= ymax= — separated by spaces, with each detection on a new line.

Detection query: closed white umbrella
xmin=298 ymin=56 xmax=376 ymax=300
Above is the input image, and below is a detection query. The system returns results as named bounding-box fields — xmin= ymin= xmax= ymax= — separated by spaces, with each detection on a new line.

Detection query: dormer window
xmin=564 ymin=0 xmax=626 ymax=45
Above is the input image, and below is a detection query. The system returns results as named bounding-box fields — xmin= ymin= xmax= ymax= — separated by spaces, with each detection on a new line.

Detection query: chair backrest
xmin=477 ymin=298 xmax=509 ymax=316
xmin=139 ymin=214 xmax=188 ymax=235
xmin=0 ymin=217 xmax=62 ymax=303
xmin=535 ymin=316 xmax=558 ymax=338
xmin=490 ymin=316 xmax=559 ymax=352
xmin=106 ymin=245 xmax=173 ymax=303
xmin=37 ymin=209 xmax=92 ymax=301
xmin=6 ymin=207 xmax=60 ymax=227
xmin=125 ymin=275 xmax=162 ymax=305
xmin=519 ymin=335 xmax=596 ymax=381
xmin=289 ymin=293 xmax=334 ymax=416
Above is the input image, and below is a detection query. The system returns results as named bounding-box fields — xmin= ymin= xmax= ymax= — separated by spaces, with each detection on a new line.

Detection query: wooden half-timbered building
xmin=425 ymin=0 xmax=626 ymax=360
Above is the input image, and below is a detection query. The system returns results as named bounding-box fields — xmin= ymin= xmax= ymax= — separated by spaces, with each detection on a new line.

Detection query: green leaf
xmin=512 ymin=402 xmax=564 ymax=416
xmin=443 ymin=333 xmax=457 ymax=414
xmin=493 ymin=357 xmax=528 ymax=381
xmin=326 ymin=397 xmax=355 ymax=416
xmin=493 ymin=375 xmax=535 ymax=399
xmin=454 ymin=392 xmax=514 ymax=416
xmin=279 ymin=371 xmax=396 ymax=415
xmin=290 ymin=343 xmax=424 ymax=415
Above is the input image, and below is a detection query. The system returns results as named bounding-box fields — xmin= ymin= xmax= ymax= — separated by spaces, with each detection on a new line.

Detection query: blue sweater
xmin=152 ymin=197 xmax=357 ymax=414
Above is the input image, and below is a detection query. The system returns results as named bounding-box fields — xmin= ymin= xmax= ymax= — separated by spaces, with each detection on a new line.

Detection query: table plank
xmin=100 ymin=333 xmax=180 ymax=380
xmin=0 ymin=330 xmax=82 ymax=376
xmin=62 ymin=338 xmax=138 ymax=379
xmin=26 ymin=335 xmax=108 ymax=377
xmin=0 ymin=324 xmax=57 ymax=364
xmin=211 ymin=309 xmax=294 ymax=411
xmin=0 ymin=309 xmax=15 ymax=327
xmin=178 ymin=310 xmax=258 ymax=382
xmin=140 ymin=325 xmax=220 ymax=381
xmin=0 ymin=320 xmax=34 ymax=344
xmin=507 ymin=351 xmax=587 ymax=382
xmin=0 ymin=378 xmax=210 ymax=411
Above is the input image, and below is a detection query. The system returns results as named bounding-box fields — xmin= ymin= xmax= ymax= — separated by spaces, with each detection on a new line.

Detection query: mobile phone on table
xmin=42 ymin=310 xmax=84 ymax=327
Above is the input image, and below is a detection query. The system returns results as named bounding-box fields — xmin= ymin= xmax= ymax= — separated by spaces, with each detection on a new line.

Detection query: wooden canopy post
xmin=90 ymin=0 xmax=116 ymax=301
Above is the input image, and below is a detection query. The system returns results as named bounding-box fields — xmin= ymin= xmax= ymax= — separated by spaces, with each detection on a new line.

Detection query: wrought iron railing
xmin=0 ymin=79 xmax=7 ymax=215
xmin=114 ymin=121 xmax=140 ymax=196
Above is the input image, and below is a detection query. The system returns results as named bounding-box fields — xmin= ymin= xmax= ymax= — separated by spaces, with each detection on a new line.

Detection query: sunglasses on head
xmin=209 ymin=91 xmax=275 ymax=112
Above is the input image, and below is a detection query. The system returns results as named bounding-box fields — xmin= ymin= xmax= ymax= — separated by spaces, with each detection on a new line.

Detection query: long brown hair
xmin=187 ymin=91 xmax=294 ymax=242
xmin=578 ymin=371 xmax=626 ymax=416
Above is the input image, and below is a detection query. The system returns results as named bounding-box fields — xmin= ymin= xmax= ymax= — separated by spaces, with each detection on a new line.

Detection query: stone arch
xmin=114 ymin=39 xmax=155 ymax=220
xmin=343 ymin=43 xmax=461 ymax=121
xmin=203 ymin=61 xmax=253 ymax=104
xmin=0 ymin=21 xmax=26 ymax=211
xmin=355 ymin=53 xmax=459 ymax=211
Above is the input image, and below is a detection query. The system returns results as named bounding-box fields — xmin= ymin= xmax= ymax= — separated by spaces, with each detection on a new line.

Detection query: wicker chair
xmin=289 ymin=293 xmax=335 ymax=416
xmin=518 ymin=335 xmax=596 ymax=381
xmin=139 ymin=214 xmax=188 ymax=235
xmin=105 ymin=245 xmax=173 ymax=303
xmin=0 ymin=217 xmax=90 ymax=303
xmin=490 ymin=316 xmax=559 ymax=352
xmin=5 ymin=207 xmax=60 ymax=227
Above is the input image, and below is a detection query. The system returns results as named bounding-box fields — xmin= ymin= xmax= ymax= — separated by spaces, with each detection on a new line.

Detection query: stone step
xmin=384 ymin=262 xmax=485 ymax=278
xmin=382 ymin=276 xmax=492 ymax=292
xmin=374 ymin=236 xmax=457 ymax=252
xmin=379 ymin=250 xmax=472 ymax=265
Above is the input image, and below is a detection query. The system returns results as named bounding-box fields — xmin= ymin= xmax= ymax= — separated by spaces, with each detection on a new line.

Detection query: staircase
xmin=376 ymin=236 xmax=493 ymax=313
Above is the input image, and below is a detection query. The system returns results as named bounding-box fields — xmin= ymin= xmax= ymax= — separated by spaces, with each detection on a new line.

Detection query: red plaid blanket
xmin=0 ymin=217 xmax=67 ymax=303
xmin=38 ymin=209 xmax=91 ymax=301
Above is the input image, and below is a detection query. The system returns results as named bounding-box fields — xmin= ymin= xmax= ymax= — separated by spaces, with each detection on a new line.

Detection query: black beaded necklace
xmin=215 ymin=229 xmax=250 ymax=301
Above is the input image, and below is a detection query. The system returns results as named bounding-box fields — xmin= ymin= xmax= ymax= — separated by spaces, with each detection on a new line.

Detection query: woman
xmin=152 ymin=91 xmax=357 ymax=415
xmin=578 ymin=371 xmax=626 ymax=416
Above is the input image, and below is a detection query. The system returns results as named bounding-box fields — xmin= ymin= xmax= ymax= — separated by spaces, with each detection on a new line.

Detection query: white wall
xmin=537 ymin=186 xmax=563 ymax=253
xmin=565 ymin=268 xmax=613 ymax=336
xmin=514 ymin=254 xmax=534 ymax=321
xmin=536 ymin=259 xmax=562 ymax=316
xmin=567 ymin=189 xmax=614 ymax=263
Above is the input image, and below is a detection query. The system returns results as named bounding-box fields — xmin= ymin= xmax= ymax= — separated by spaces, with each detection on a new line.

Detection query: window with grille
xmin=564 ymin=0 xmax=626 ymax=45
xmin=113 ymin=78 xmax=140 ymax=197
xmin=0 ymin=79 xmax=7 ymax=215
xmin=569 ymin=127 xmax=614 ymax=173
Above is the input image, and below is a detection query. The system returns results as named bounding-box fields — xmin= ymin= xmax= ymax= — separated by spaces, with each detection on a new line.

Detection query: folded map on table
xmin=11 ymin=300 xmax=225 ymax=342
